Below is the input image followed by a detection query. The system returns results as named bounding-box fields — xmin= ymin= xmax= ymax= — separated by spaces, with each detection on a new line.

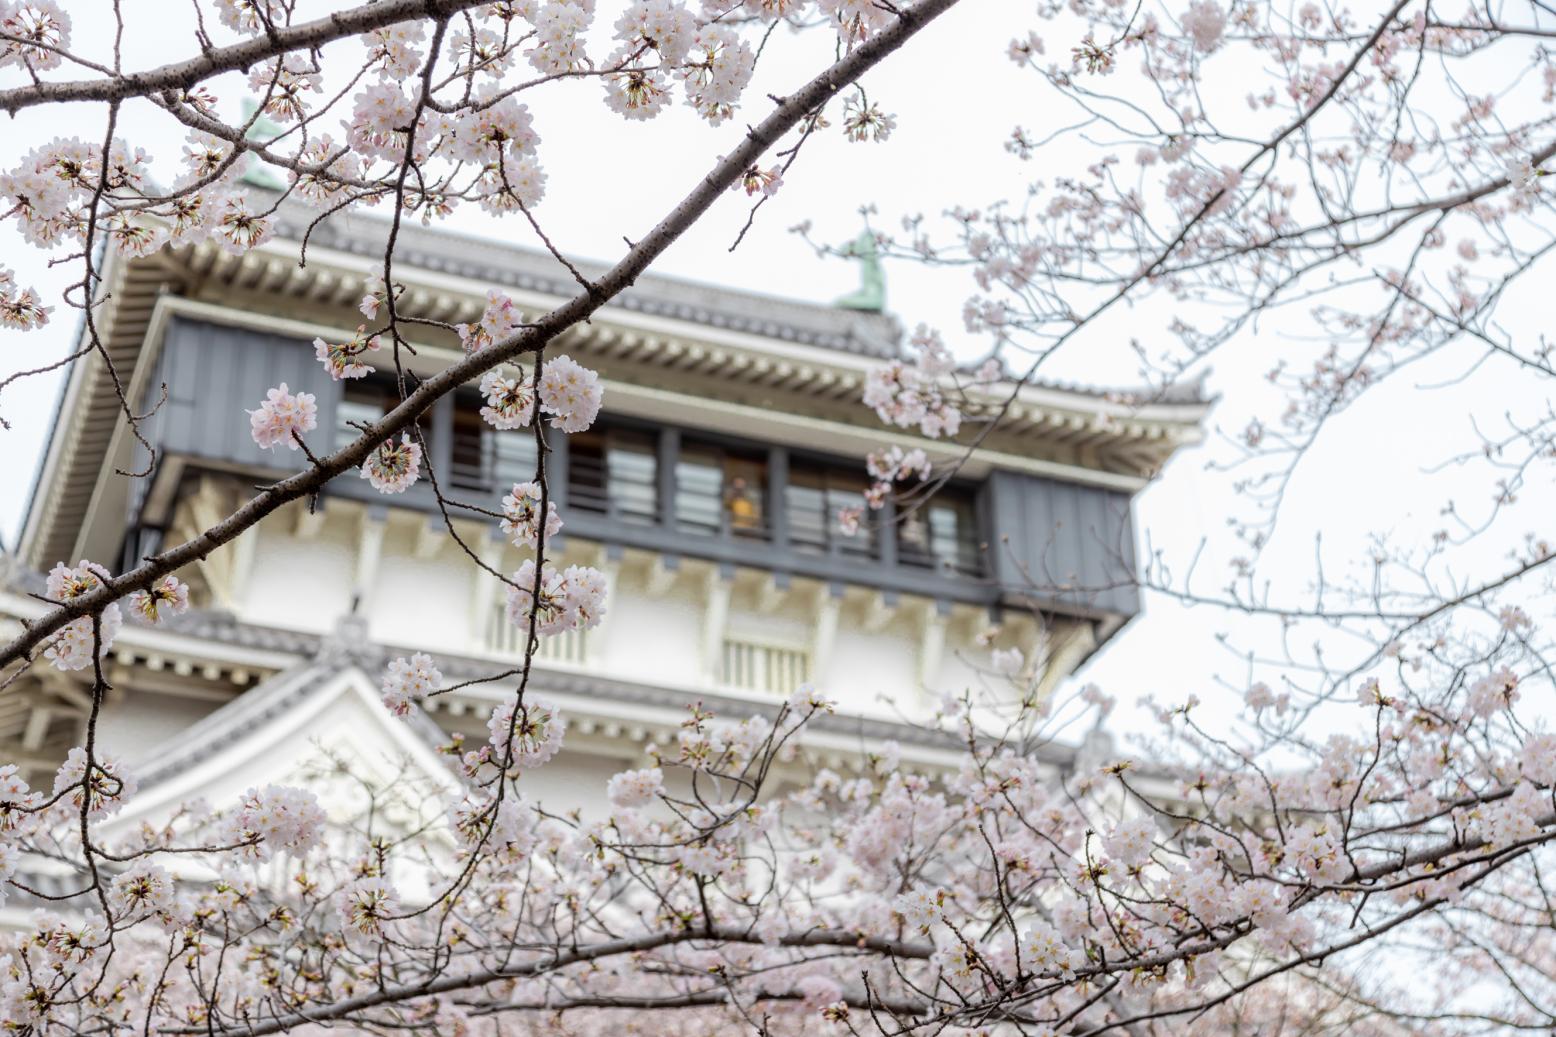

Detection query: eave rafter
xmin=173 ymin=237 xmax=1204 ymax=445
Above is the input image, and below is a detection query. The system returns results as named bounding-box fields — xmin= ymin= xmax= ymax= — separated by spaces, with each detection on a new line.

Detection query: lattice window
xmin=720 ymin=636 xmax=809 ymax=695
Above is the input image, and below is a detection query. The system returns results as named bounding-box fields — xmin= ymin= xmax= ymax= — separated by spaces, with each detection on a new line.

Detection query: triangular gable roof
xmin=112 ymin=660 xmax=463 ymax=831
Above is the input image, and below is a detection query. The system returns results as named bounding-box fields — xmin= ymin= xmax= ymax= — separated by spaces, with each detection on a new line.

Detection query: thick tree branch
xmin=0 ymin=0 xmax=489 ymax=115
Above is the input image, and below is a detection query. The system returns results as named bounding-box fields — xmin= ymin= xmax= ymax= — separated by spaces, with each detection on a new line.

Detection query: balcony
xmin=129 ymin=316 xmax=1143 ymax=619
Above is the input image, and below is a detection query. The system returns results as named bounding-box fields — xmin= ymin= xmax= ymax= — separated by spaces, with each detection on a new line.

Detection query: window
xmin=334 ymin=380 xmax=391 ymax=452
xmin=450 ymin=393 xmax=537 ymax=493
xmin=928 ymin=496 xmax=982 ymax=576
xmin=676 ymin=442 xmax=768 ymax=538
xmin=786 ymin=462 xmax=875 ymax=558
xmin=720 ymin=636 xmax=809 ymax=694
xmin=568 ymin=426 xmax=657 ymax=523
xmin=335 ymin=376 xmax=429 ymax=454
xmin=900 ymin=490 xmax=982 ymax=576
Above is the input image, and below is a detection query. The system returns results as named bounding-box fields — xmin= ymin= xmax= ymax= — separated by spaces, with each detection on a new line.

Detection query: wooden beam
xmin=412 ymin=514 xmax=444 ymax=560
xmin=1035 ymin=618 xmax=1097 ymax=699
xmin=700 ymin=565 xmax=734 ymax=683
xmin=860 ymin=590 xmax=898 ymax=634
xmin=20 ymin=707 xmax=52 ymax=752
xmin=293 ymin=499 xmax=328 ymax=540
xmin=754 ymin=571 xmax=789 ymax=614
xmin=916 ymin=600 xmax=950 ymax=695
xmin=645 ymin=553 xmax=680 ymax=598
xmin=810 ymin=584 xmax=844 ymax=681
xmin=354 ymin=505 xmax=388 ymax=603
xmin=468 ymin=527 xmax=507 ymax=652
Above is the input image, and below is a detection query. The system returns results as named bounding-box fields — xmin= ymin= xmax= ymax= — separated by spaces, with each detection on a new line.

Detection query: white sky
xmin=1 ymin=0 xmax=1549 ymax=737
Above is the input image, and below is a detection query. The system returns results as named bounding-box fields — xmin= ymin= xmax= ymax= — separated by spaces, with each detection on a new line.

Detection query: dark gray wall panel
xmin=146 ymin=316 xmax=334 ymax=473
xmin=985 ymin=471 xmax=1140 ymax=616
xmin=135 ymin=318 xmax=1142 ymax=620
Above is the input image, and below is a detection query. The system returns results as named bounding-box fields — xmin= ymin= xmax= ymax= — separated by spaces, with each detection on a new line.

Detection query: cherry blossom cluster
xmin=42 ymin=559 xmax=120 ymax=671
xmin=606 ymin=766 xmax=664 ymax=809
xmin=313 ymin=326 xmax=382 ymax=381
xmin=836 ymin=444 xmax=932 ymax=536
xmin=860 ymin=325 xmax=983 ymax=439
xmin=474 ymin=696 xmax=567 ymax=774
xmin=478 ymin=368 xmax=535 ymax=430
xmin=602 ymin=3 xmax=756 ymax=123
xmin=360 ymin=432 xmax=422 ymax=493
xmin=0 ymin=0 xmax=796 ymax=290
xmin=248 ymin=382 xmax=318 ymax=451
xmin=380 ymin=652 xmax=443 ymax=716
xmin=52 ymin=746 xmax=136 ymax=818
xmin=217 ymin=783 xmax=327 ymax=860
xmin=12 ymin=621 xmax=1556 ymax=1036
xmin=457 ymin=290 xmax=525 ymax=354
xmin=504 ymin=558 xmax=607 ymax=636
xmin=0 ymin=266 xmax=48 ymax=329
xmin=500 ymin=480 xmax=562 ymax=547
xmin=127 ymin=575 xmax=191 ymax=625
xmin=536 ymin=354 xmax=604 ymax=433
xmin=869 ymin=0 xmax=1556 ymax=554
xmin=474 ymin=354 xmax=603 ymax=436
xmin=0 ymin=2 xmax=70 ymax=71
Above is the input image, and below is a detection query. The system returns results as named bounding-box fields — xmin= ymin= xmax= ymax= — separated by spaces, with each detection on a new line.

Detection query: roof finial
xmin=239 ymin=98 xmax=287 ymax=191
xmin=833 ymin=228 xmax=886 ymax=313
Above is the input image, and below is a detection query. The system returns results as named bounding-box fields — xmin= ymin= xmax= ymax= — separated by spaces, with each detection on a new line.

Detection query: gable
xmin=107 ymin=662 xmax=463 ymax=837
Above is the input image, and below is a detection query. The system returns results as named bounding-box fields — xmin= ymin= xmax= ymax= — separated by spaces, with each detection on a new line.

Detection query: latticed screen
xmin=720 ymin=637 xmax=809 ymax=695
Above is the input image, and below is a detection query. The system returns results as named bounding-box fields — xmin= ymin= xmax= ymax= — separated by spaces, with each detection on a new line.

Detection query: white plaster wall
xmin=367 ymin=528 xmax=479 ymax=653
xmin=824 ymin=626 xmax=922 ymax=719
xmin=724 ymin=608 xmax=809 ymax=646
xmin=935 ymin=648 xmax=990 ymax=700
xmin=98 ymin=693 xmax=221 ymax=763
xmin=227 ymin=512 xmax=1019 ymax=728
xmin=594 ymin=581 xmax=705 ymax=687
xmin=238 ymin=523 xmax=356 ymax=632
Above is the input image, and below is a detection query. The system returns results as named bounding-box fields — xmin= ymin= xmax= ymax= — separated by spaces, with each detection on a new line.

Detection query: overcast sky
xmin=2 ymin=0 xmax=1548 ymax=738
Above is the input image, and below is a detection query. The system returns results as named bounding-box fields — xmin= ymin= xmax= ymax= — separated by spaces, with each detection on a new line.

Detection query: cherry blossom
xmin=505 ymin=559 xmax=607 ymax=635
xmin=107 ymin=863 xmax=179 ymax=925
xmin=482 ymin=696 xmax=566 ymax=771
xmin=0 ymin=267 xmax=49 ymax=329
xmin=606 ymin=766 xmax=664 ymax=809
xmin=248 ymin=382 xmax=318 ymax=450
xmin=42 ymin=560 xmax=121 ymax=671
xmin=380 ymin=652 xmax=442 ymax=716
xmin=456 ymin=291 xmax=525 ymax=354
xmin=313 ymin=327 xmax=382 ymax=380
xmin=52 ymin=747 xmax=136 ymax=818
xmin=1101 ymin=815 xmax=1157 ymax=868
xmin=478 ymin=368 xmax=537 ymax=429
xmin=500 ymin=480 xmax=562 ymax=546
xmin=360 ymin=433 xmax=422 ymax=493
xmin=735 ymin=164 xmax=783 ymax=197
xmin=219 ymin=784 xmax=326 ymax=860
xmin=537 ymin=354 xmax=603 ymax=433
xmin=1181 ymin=0 xmax=1226 ymax=53
xmin=841 ymin=98 xmax=896 ymax=142
xmin=127 ymin=575 xmax=190 ymax=625
xmin=0 ymin=2 xmax=71 ymax=71
xmin=337 ymin=876 xmax=400 ymax=936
